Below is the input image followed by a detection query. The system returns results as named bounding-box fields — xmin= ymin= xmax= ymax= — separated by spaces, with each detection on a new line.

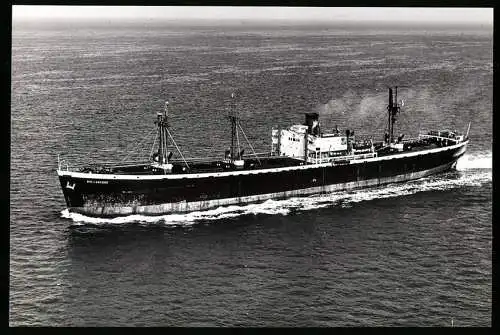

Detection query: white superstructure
xmin=271 ymin=113 xmax=376 ymax=164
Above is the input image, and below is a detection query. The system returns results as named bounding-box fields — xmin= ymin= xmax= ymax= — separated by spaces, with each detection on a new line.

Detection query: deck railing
xmin=308 ymin=152 xmax=377 ymax=165
xmin=418 ymin=133 xmax=461 ymax=143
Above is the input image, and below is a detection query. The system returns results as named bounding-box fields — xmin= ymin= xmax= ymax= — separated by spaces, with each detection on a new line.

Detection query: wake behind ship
xmin=57 ymin=87 xmax=469 ymax=217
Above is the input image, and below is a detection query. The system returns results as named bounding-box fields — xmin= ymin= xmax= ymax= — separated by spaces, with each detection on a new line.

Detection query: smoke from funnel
xmin=314 ymin=90 xmax=387 ymax=135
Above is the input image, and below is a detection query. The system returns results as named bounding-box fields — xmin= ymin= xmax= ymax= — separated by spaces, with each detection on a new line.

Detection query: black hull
xmin=58 ymin=143 xmax=466 ymax=217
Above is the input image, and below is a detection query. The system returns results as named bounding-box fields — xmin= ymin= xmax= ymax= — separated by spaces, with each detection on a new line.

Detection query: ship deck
xmin=82 ymin=156 xmax=306 ymax=175
xmin=69 ymin=136 xmax=459 ymax=176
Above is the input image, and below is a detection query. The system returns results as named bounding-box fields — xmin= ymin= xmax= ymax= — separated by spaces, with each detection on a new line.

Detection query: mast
xmin=229 ymin=92 xmax=237 ymax=162
xmin=227 ymin=92 xmax=261 ymax=166
xmin=152 ymin=101 xmax=190 ymax=171
xmin=154 ymin=101 xmax=170 ymax=164
xmin=393 ymin=86 xmax=398 ymax=144
xmin=387 ymin=86 xmax=401 ymax=144
xmin=388 ymin=87 xmax=392 ymax=144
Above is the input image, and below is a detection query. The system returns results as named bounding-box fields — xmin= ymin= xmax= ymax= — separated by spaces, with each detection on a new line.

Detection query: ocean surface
xmin=10 ymin=19 xmax=492 ymax=326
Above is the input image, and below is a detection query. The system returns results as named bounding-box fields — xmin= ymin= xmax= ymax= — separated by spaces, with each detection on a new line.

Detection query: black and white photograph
xmin=10 ymin=5 xmax=492 ymax=326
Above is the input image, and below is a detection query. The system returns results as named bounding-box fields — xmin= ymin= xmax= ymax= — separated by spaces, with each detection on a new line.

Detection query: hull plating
xmin=58 ymin=144 xmax=466 ymax=217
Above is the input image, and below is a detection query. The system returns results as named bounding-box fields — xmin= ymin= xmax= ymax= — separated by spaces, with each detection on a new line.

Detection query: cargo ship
xmin=57 ymin=87 xmax=469 ymax=217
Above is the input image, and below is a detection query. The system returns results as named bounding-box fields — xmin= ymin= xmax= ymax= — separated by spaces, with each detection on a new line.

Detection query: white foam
xmin=456 ymin=151 xmax=492 ymax=170
xmin=61 ymin=200 xmax=285 ymax=226
xmin=62 ymin=155 xmax=491 ymax=226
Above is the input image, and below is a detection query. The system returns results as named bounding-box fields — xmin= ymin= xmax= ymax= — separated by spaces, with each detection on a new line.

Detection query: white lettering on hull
xmin=86 ymin=180 xmax=109 ymax=184
xmin=71 ymin=161 xmax=454 ymax=217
